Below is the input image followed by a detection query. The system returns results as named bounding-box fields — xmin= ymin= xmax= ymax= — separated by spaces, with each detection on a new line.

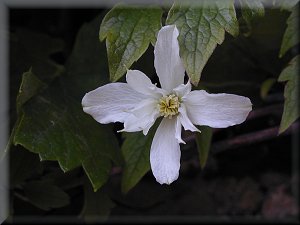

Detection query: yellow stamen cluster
xmin=158 ymin=94 xmax=180 ymax=119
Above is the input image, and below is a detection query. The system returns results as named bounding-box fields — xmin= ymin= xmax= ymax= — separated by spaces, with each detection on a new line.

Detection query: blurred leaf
xmin=260 ymin=78 xmax=276 ymax=99
xmin=121 ymin=123 xmax=158 ymax=193
xmin=80 ymin=178 xmax=115 ymax=223
xmin=270 ymin=0 xmax=299 ymax=10
xmin=10 ymin=29 xmax=65 ymax=82
xmin=65 ymin=15 xmax=110 ymax=99
xmin=166 ymin=0 xmax=239 ymax=85
xmin=10 ymin=147 xmax=43 ymax=187
xmin=23 ymin=180 xmax=70 ymax=211
xmin=278 ymin=55 xmax=299 ymax=133
xmin=279 ymin=5 xmax=299 ymax=57
xmin=196 ymin=126 xmax=213 ymax=169
xmin=239 ymin=0 xmax=265 ymax=35
xmin=100 ymin=5 xmax=162 ymax=82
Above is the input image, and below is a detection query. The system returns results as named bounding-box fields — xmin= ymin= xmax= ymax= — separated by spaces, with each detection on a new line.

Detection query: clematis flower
xmin=82 ymin=25 xmax=252 ymax=185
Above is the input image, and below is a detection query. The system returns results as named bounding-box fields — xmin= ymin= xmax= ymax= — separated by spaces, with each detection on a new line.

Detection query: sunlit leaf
xmin=100 ymin=5 xmax=162 ymax=82
xmin=166 ymin=0 xmax=239 ymax=85
xmin=238 ymin=0 xmax=265 ymax=34
xmin=278 ymin=56 xmax=299 ymax=133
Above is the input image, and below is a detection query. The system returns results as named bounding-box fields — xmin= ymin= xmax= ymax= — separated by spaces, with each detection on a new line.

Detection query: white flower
xmin=82 ymin=25 xmax=252 ymax=185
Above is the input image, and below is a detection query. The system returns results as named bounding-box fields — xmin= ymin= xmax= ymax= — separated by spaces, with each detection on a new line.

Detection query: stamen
xmin=158 ymin=94 xmax=181 ymax=119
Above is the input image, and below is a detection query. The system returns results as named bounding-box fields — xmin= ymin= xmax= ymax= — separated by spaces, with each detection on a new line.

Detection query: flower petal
xmin=150 ymin=118 xmax=181 ymax=185
xmin=173 ymin=80 xmax=192 ymax=98
xmin=154 ymin=25 xmax=185 ymax=92
xmin=184 ymin=90 xmax=252 ymax=128
xmin=175 ymin=117 xmax=185 ymax=144
xmin=82 ymin=83 xmax=143 ymax=124
xmin=121 ymin=98 xmax=160 ymax=135
xmin=126 ymin=70 xmax=166 ymax=97
xmin=178 ymin=104 xmax=200 ymax=132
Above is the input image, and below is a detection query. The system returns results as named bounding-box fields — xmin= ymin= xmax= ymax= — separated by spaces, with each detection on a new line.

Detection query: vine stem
xmin=211 ymin=121 xmax=299 ymax=154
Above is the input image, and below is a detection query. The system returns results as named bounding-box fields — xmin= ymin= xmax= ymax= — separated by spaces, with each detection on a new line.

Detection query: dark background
xmin=7 ymin=8 xmax=299 ymax=223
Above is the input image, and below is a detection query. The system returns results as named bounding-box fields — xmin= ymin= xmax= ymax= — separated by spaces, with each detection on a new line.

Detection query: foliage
xmin=6 ymin=1 xmax=299 ymax=221
xmin=166 ymin=0 xmax=239 ymax=85
xmin=278 ymin=56 xmax=299 ymax=133
xmin=99 ymin=5 xmax=163 ymax=82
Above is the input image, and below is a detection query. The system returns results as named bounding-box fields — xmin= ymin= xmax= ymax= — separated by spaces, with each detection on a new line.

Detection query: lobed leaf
xmin=166 ymin=0 xmax=239 ymax=85
xmin=238 ymin=0 xmax=265 ymax=34
xmin=100 ymin=5 xmax=163 ymax=82
xmin=278 ymin=56 xmax=299 ymax=133
xmin=11 ymin=15 xmax=123 ymax=191
xmin=279 ymin=5 xmax=299 ymax=57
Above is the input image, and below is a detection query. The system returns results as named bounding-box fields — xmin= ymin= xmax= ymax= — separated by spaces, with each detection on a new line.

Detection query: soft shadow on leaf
xmin=278 ymin=55 xmax=299 ymax=133
xmin=80 ymin=177 xmax=115 ymax=223
xmin=22 ymin=180 xmax=70 ymax=211
xmin=100 ymin=5 xmax=163 ymax=82
xmin=10 ymin=147 xmax=43 ymax=187
xmin=166 ymin=0 xmax=239 ymax=85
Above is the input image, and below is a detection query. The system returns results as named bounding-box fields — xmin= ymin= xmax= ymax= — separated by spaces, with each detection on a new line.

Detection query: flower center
xmin=158 ymin=94 xmax=180 ymax=119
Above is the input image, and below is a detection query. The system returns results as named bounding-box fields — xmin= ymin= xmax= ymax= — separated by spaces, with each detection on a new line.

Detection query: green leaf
xmin=13 ymin=77 xmax=121 ymax=191
xmin=12 ymin=15 xmax=124 ymax=191
xmin=196 ymin=126 xmax=213 ymax=169
xmin=121 ymin=123 xmax=158 ymax=193
xmin=100 ymin=5 xmax=163 ymax=82
xmin=10 ymin=147 xmax=43 ymax=187
xmin=279 ymin=5 xmax=299 ymax=57
xmin=10 ymin=29 xmax=65 ymax=82
xmin=16 ymin=70 xmax=47 ymax=114
xmin=166 ymin=0 xmax=239 ymax=85
xmin=271 ymin=0 xmax=299 ymax=10
xmin=66 ymin=15 xmax=110 ymax=99
xmin=238 ymin=0 xmax=265 ymax=34
xmin=23 ymin=180 xmax=70 ymax=211
xmin=278 ymin=55 xmax=299 ymax=133
xmin=80 ymin=178 xmax=115 ymax=223
xmin=260 ymin=78 xmax=276 ymax=99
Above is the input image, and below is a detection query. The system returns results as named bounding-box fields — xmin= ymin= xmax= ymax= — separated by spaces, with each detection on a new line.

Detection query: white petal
xmin=121 ymin=98 xmax=160 ymax=135
xmin=154 ymin=25 xmax=185 ymax=92
xmin=184 ymin=90 xmax=252 ymax=128
xmin=175 ymin=117 xmax=185 ymax=144
xmin=178 ymin=104 xmax=200 ymax=133
xmin=126 ymin=70 xmax=166 ymax=97
xmin=82 ymin=83 xmax=143 ymax=124
xmin=150 ymin=118 xmax=181 ymax=185
xmin=173 ymin=80 xmax=192 ymax=98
